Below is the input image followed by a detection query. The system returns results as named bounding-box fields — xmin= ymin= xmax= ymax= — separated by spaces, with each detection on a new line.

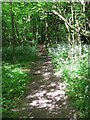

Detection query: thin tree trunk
xmin=15 ymin=19 xmax=19 ymax=45
xmin=10 ymin=2 xmax=16 ymax=61
xmin=45 ymin=16 xmax=48 ymax=48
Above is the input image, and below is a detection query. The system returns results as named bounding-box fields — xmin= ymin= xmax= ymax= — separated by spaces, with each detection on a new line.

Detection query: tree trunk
xmin=45 ymin=15 xmax=48 ymax=48
xmin=10 ymin=2 xmax=16 ymax=61
xmin=15 ymin=19 xmax=20 ymax=45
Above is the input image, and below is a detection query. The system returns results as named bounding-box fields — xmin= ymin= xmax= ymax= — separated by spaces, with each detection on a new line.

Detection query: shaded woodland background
xmin=2 ymin=2 xmax=90 ymax=118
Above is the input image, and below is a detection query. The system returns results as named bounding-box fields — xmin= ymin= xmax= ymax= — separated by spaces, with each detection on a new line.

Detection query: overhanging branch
xmin=52 ymin=10 xmax=90 ymax=37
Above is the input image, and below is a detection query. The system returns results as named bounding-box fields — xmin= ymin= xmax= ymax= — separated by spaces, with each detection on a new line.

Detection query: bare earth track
xmin=12 ymin=46 xmax=77 ymax=119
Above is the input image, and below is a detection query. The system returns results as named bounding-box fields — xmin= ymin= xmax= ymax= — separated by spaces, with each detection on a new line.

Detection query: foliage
xmin=2 ymin=45 xmax=38 ymax=62
xmin=2 ymin=62 xmax=31 ymax=117
xmin=49 ymin=44 xmax=90 ymax=118
xmin=2 ymin=2 xmax=90 ymax=47
xmin=2 ymin=2 xmax=90 ymax=118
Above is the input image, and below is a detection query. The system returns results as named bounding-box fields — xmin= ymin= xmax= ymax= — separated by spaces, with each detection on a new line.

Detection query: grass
xmin=2 ymin=45 xmax=38 ymax=118
xmin=2 ymin=45 xmax=38 ymax=62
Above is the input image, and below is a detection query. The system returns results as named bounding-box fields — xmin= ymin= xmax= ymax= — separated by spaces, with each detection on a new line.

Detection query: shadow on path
xmin=12 ymin=46 xmax=77 ymax=119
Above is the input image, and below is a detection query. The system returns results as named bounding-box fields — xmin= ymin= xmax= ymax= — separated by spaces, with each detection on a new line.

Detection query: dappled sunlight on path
xmin=12 ymin=47 xmax=77 ymax=118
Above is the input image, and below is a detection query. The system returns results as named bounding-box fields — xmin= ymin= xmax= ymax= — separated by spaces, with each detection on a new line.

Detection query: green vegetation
xmin=2 ymin=1 xmax=90 ymax=118
xmin=49 ymin=44 xmax=90 ymax=118
xmin=2 ymin=63 xmax=28 ymax=117
xmin=2 ymin=45 xmax=38 ymax=117
xmin=3 ymin=45 xmax=38 ymax=62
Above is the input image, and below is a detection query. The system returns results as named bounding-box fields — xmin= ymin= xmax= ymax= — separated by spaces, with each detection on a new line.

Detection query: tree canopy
xmin=2 ymin=2 xmax=90 ymax=118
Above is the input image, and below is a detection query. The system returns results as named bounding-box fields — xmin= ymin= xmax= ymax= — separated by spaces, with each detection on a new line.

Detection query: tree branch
xmin=52 ymin=10 xmax=90 ymax=37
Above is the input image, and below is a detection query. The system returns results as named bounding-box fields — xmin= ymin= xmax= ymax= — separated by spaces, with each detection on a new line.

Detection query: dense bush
xmin=2 ymin=45 xmax=38 ymax=62
xmin=2 ymin=44 xmax=38 ymax=117
xmin=2 ymin=63 xmax=31 ymax=117
xmin=49 ymin=44 xmax=90 ymax=118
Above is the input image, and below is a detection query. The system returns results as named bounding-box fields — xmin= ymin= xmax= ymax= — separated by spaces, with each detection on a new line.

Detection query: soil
xmin=12 ymin=46 xmax=77 ymax=119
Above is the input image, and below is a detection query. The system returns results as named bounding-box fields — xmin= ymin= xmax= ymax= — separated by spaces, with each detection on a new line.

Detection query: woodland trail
xmin=12 ymin=46 xmax=77 ymax=119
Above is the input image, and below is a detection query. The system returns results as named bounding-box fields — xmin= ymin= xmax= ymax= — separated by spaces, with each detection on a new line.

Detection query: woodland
xmin=2 ymin=2 xmax=90 ymax=119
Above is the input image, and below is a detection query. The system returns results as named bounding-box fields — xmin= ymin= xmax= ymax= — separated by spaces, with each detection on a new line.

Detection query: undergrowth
xmin=2 ymin=45 xmax=38 ymax=118
xmin=2 ymin=45 xmax=38 ymax=62
xmin=48 ymin=43 xmax=90 ymax=118
xmin=2 ymin=63 xmax=30 ymax=117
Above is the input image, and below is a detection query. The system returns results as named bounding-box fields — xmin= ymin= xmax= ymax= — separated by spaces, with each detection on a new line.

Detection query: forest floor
xmin=11 ymin=46 xmax=77 ymax=119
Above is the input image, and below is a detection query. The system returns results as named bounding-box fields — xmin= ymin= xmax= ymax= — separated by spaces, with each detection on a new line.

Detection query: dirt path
xmin=12 ymin=46 xmax=77 ymax=119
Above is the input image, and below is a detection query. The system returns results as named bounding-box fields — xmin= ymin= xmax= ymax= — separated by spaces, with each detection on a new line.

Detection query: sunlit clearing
xmin=34 ymin=70 xmax=41 ymax=74
xmin=44 ymin=77 xmax=50 ymax=80
xmin=11 ymin=108 xmax=19 ymax=112
xmin=25 ymin=81 xmax=68 ymax=111
xmin=43 ymin=72 xmax=51 ymax=77
xmin=21 ymin=68 xmax=30 ymax=72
